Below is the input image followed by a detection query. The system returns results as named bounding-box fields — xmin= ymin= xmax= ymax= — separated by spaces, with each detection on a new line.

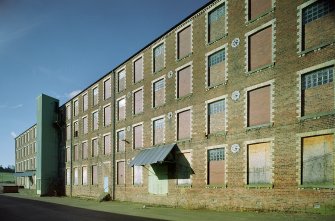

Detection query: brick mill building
xmin=14 ymin=0 xmax=335 ymax=211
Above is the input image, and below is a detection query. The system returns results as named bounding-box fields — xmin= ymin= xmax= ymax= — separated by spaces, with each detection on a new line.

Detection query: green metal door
xmin=148 ymin=164 xmax=168 ymax=195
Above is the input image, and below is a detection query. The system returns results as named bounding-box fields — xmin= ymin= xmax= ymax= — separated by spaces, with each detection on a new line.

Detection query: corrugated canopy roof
xmin=13 ymin=171 xmax=36 ymax=177
xmin=129 ymin=143 xmax=176 ymax=167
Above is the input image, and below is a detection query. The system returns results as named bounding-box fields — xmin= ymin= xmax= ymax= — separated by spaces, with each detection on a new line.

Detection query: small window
xmin=92 ymin=165 xmax=98 ymax=185
xmin=66 ymin=169 xmax=70 ymax=185
xmin=104 ymin=105 xmax=111 ymax=126
xmin=74 ymin=168 xmax=78 ymax=185
xmin=66 ymin=147 xmax=71 ymax=162
xmin=74 ymin=144 xmax=78 ymax=161
xmin=82 ymin=141 xmax=88 ymax=159
xmin=133 ymin=124 xmax=143 ymax=149
xmin=248 ymin=0 xmax=272 ymax=20
xmin=207 ymin=148 xmax=225 ymax=185
xmin=73 ymin=121 xmax=78 ymax=137
xmin=66 ymin=124 xmax=71 ymax=140
xmin=93 ymin=87 xmax=99 ymax=106
xmin=104 ymin=134 xmax=111 ymax=155
xmin=177 ymin=65 xmax=192 ymax=98
xmin=117 ymin=161 xmax=125 ymax=185
xmin=118 ymin=70 xmax=126 ymax=92
xmin=153 ymin=118 xmax=165 ymax=145
xmin=104 ymin=78 xmax=111 ymax=100
xmin=83 ymin=94 xmax=88 ymax=111
xmin=247 ymin=85 xmax=271 ymax=127
xmin=208 ymin=99 xmax=225 ymax=134
xmin=153 ymin=43 xmax=165 ymax=72
xmin=83 ymin=116 xmax=88 ymax=134
xmin=133 ymin=89 xmax=143 ymax=115
xmin=176 ymin=151 xmax=192 ymax=185
xmin=153 ymin=78 xmax=165 ymax=107
xmin=117 ymin=130 xmax=125 ymax=152
xmin=301 ymin=66 xmax=334 ymax=116
xmin=207 ymin=49 xmax=225 ymax=87
xmin=117 ymin=98 xmax=126 ymax=121
xmin=92 ymin=111 xmax=99 ymax=130
xmin=134 ymin=57 xmax=143 ymax=83
xmin=177 ymin=109 xmax=191 ymax=140
xmin=92 ymin=138 xmax=98 ymax=157
xmin=247 ymin=142 xmax=272 ymax=185
xmin=177 ymin=25 xmax=192 ymax=59
xmin=208 ymin=3 xmax=226 ymax=43
xmin=133 ymin=165 xmax=143 ymax=185
xmin=82 ymin=166 xmax=87 ymax=185
xmin=73 ymin=100 xmax=79 ymax=116
xmin=66 ymin=105 xmax=71 ymax=120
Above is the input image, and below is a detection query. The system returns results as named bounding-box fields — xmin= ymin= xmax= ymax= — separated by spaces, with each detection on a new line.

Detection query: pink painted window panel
xmin=133 ymin=124 xmax=143 ymax=149
xmin=104 ymin=78 xmax=111 ymax=100
xmin=117 ymin=161 xmax=125 ymax=185
xmin=117 ymin=130 xmax=125 ymax=152
xmin=178 ymin=25 xmax=192 ymax=59
xmin=118 ymin=99 xmax=126 ymax=121
xmin=104 ymin=134 xmax=111 ymax=155
xmin=74 ymin=145 xmax=78 ymax=161
xmin=93 ymin=111 xmax=99 ymax=130
xmin=104 ymin=105 xmax=111 ymax=126
xmin=92 ymin=165 xmax=98 ymax=185
xmin=82 ymin=142 xmax=88 ymax=159
xmin=83 ymin=117 xmax=88 ymax=134
xmin=134 ymin=89 xmax=143 ymax=115
xmin=92 ymin=139 xmax=98 ymax=157
xmin=118 ymin=70 xmax=126 ymax=92
xmin=93 ymin=87 xmax=99 ymax=106
xmin=177 ymin=66 xmax=192 ymax=98
xmin=177 ymin=110 xmax=191 ymax=140
xmin=134 ymin=57 xmax=143 ymax=83
xmin=83 ymin=94 xmax=88 ymax=111
xmin=247 ymin=85 xmax=271 ymax=127
xmin=153 ymin=118 xmax=164 ymax=145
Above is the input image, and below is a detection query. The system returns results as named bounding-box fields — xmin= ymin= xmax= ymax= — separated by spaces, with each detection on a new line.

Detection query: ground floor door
xmin=148 ymin=164 xmax=168 ymax=195
xmin=104 ymin=176 xmax=108 ymax=193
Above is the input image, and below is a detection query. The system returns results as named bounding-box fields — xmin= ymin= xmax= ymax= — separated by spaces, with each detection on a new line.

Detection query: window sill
xmin=133 ymin=112 xmax=144 ymax=117
xmin=117 ymin=89 xmax=126 ymax=94
xmin=176 ymin=93 xmax=193 ymax=101
xmin=298 ymin=184 xmax=335 ymax=190
xmin=246 ymin=123 xmax=273 ymax=131
xmin=207 ymin=34 xmax=228 ymax=46
xmin=299 ymin=111 xmax=335 ymax=122
xmin=153 ymin=104 xmax=166 ymax=110
xmin=116 ymin=119 xmax=126 ymax=123
xmin=246 ymin=8 xmax=275 ymax=24
xmin=176 ymin=52 xmax=193 ymax=62
xmin=246 ymin=63 xmax=275 ymax=75
xmin=205 ymin=184 xmax=227 ymax=189
xmin=176 ymin=138 xmax=192 ymax=144
xmin=299 ymin=41 xmax=335 ymax=57
xmin=153 ymin=67 xmax=166 ymax=75
xmin=133 ymin=184 xmax=143 ymax=187
xmin=206 ymin=131 xmax=227 ymax=139
xmin=245 ymin=184 xmax=273 ymax=189
xmin=176 ymin=184 xmax=192 ymax=188
xmin=133 ymin=79 xmax=144 ymax=85
xmin=206 ymin=82 xmax=227 ymax=91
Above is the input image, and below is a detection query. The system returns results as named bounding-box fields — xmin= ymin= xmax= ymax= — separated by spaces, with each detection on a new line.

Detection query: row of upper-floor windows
xmin=65 ymin=132 xmax=335 ymax=188
xmin=64 ymin=0 xmax=334 ymax=121
xmin=16 ymin=142 xmax=36 ymax=160
xmin=16 ymin=157 xmax=36 ymax=172
xmin=16 ymin=127 xmax=36 ymax=147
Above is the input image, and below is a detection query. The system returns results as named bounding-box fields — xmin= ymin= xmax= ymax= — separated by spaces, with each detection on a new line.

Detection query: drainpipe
xmin=111 ymin=70 xmax=116 ymax=201
xmin=70 ymin=106 xmax=73 ymax=197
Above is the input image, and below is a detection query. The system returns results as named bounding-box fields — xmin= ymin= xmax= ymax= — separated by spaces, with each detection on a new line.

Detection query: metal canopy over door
xmin=148 ymin=164 xmax=168 ymax=195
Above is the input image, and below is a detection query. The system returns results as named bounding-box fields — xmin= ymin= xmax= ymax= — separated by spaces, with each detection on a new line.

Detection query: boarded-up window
xmin=104 ymin=134 xmax=111 ymax=155
xmin=177 ymin=110 xmax=191 ymax=140
xmin=208 ymin=99 xmax=225 ymax=134
xmin=176 ymin=152 xmax=192 ymax=185
xmin=134 ymin=57 xmax=143 ymax=83
xmin=208 ymin=148 xmax=225 ymax=185
xmin=177 ymin=25 xmax=192 ymax=59
xmin=153 ymin=78 xmax=165 ymax=107
xmin=133 ymin=89 xmax=143 ymax=115
xmin=92 ymin=165 xmax=98 ymax=185
xmin=301 ymin=66 xmax=334 ymax=116
xmin=117 ymin=98 xmax=126 ymax=121
xmin=118 ymin=70 xmax=126 ymax=92
xmin=153 ymin=43 xmax=165 ymax=72
xmin=66 ymin=147 xmax=71 ymax=162
xmin=133 ymin=165 xmax=143 ymax=185
xmin=133 ymin=124 xmax=143 ymax=149
xmin=93 ymin=111 xmax=99 ymax=130
xmin=93 ymin=87 xmax=99 ymax=106
xmin=302 ymin=0 xmax=335 ymax=51
xmin=74 ymin=168 xmax=78 ymax=185
xmin=104 ymin=105 xmax=111 ymax=126
xmin=66 ymin=169 xmax=70 ymax=185
xmin=248 ymin=142 xmax=272 ymax=184
xmin=92 ymin=138 xmax=98 ymax=157
xmin=82 ymin=142 xmax=88 ymax=159
xmin=208 ymin=4 xmax=225 ymax=42
xmin=83 ymin=116 xmax=88 ymax=134
xmin=66 ymin=124 xmax=71 ymax=140
xmin=74 ymin=100 xmax=79 ymax=116
xmin=249 ymin=0 xmax=272 ymax=20
xmin=177 ymin=66 xmax=192 ymax=98
xmin=66 ymin=105 xmax=71 ymax=120
xmin=248 ymin=85 xmax=271 ymax=127
xmin=153 ymin=118 xmax=164 ymax=145
xmin=117 ymin=161 xmax=125 ymax=185
xmin=73 ymin=121 xmax=78 ymax=137
xmin=248 ymin=26 xmax=272 ymax=71
xmin=74 ymin=145 xmax=79 ymax=161
xmin=208 ymin=49 xmax=225 ymax=87
xmin=117 ymin=130 xmax=125 ymax=152
xmin=82 ymin=166 xmax=87 ymax=185
xmin=83 ymin=94 xmax=88 ymax=111
xmin=302 ymin=134 xmax=334 ymax=185
xmin=104 ymin=78 xmax=111 ymax=100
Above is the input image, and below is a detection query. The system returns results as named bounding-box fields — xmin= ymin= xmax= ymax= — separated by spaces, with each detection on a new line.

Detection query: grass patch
xmin=0 ymin=172 xmax=15 ymax=184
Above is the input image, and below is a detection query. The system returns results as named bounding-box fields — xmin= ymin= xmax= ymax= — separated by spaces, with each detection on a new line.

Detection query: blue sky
xmin=0 ymin=0 xmax=209 ymax=167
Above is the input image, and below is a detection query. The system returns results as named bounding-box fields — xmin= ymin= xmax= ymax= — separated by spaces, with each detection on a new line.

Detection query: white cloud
xmin=10 ymin=132 xmax=17 ymax=138
xmin=11 ymin=104 xmax=23 ymax=109
xmin=0 ymin=104 xmax=23 ymax=109
xmin=67 ymin=90 xmax=82 ymax=99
